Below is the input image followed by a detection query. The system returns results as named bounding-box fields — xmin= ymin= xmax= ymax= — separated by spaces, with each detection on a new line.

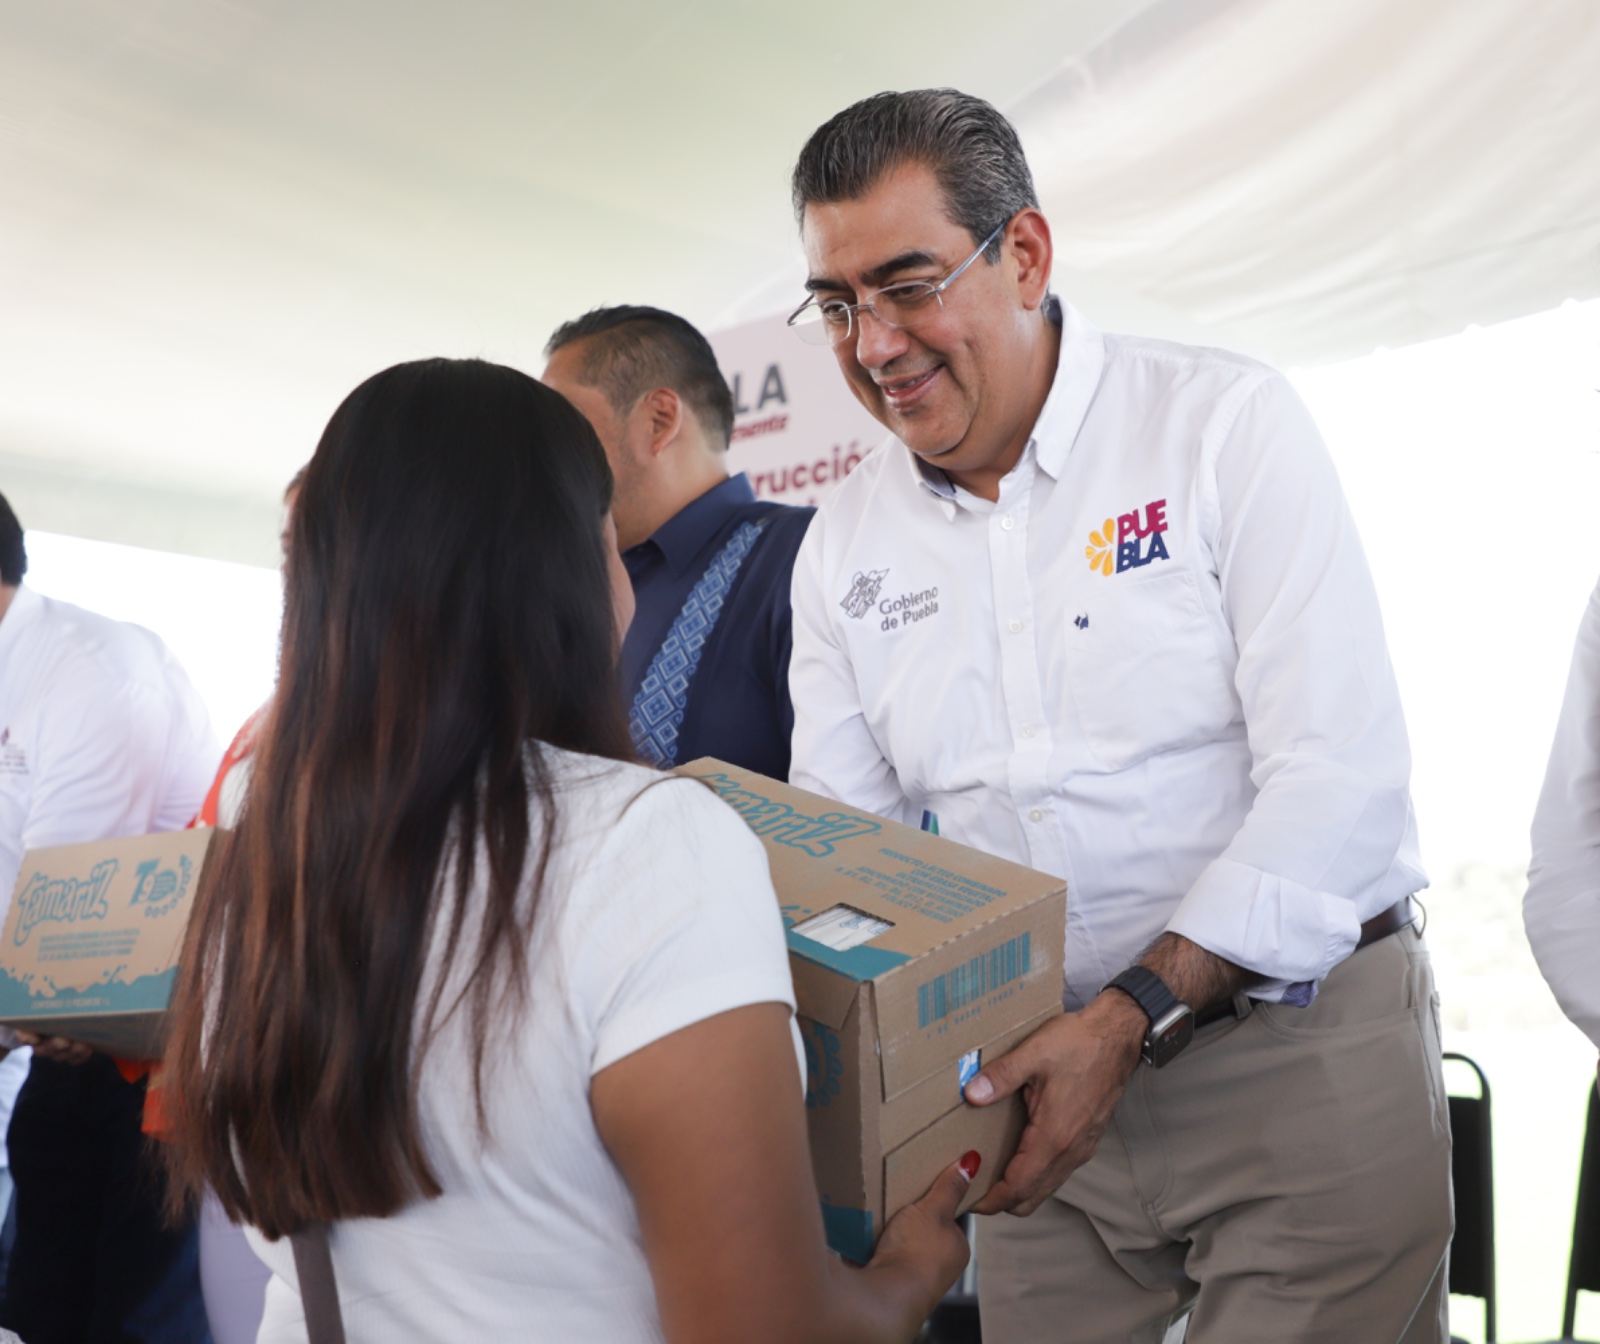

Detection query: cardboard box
xmin=0 ymin=828 xmax=222 ymax=1058
xmin=675 ymin=759 xmax=1067 ymax=1262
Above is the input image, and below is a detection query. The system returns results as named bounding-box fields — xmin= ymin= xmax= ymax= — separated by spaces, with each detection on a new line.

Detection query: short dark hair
xmin=544 ymin=305 xmax=735 ymax=450
xmin=791 ymin=88 xmax=1039 ymax=262
xmin=0 ymin=491 xmax=26 ymax=586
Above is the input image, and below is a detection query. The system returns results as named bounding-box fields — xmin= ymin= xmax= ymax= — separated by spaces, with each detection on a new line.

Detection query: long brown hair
xmin=163 ymin=359 xmax=633 ymax=1239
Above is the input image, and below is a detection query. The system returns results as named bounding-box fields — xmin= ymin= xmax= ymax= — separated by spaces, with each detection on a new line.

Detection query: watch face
xmin=1146 ymin=1007 xmax=1195 ymax=1068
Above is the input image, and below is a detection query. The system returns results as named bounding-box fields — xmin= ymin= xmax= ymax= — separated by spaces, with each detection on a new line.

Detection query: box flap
xmin=883 ymin=1088 xmax=1029 ymax=1223
xmin=788 ymin=955 xmax=860 ymax=1031
xmin=677 ymin=760 xmax=1063 ymax=973
xmin=879 ymin=1004 xmax=1062 ymax=1152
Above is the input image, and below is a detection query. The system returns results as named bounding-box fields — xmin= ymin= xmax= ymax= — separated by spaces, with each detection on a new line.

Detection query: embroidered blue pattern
xmin=630 ymin=519 xmax=769 ymax=767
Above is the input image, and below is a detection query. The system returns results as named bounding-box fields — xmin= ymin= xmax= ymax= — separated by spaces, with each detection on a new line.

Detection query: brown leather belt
xmin=1194 ymin=896 xmax=1417 ymax=1028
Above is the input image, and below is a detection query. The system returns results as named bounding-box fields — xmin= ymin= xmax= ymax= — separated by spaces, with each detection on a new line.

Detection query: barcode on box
xmin=917 ymin=932 xmax=1031 ymax=1028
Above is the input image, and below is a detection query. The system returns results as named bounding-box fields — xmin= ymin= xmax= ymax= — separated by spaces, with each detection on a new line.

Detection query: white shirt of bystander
xmin=0 ymin=583 xmax=218 ymax=1153
xmin=1525 ymin=576 xmax=1600 ymax=1048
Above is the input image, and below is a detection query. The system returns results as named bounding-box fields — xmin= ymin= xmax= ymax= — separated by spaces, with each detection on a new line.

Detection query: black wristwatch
xmin=1103 ymin=966 xmax=1194 ymax=1068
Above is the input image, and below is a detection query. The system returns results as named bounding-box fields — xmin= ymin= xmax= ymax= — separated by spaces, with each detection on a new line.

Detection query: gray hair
xmin=791 ymin=89 xmax=1038 ymax=262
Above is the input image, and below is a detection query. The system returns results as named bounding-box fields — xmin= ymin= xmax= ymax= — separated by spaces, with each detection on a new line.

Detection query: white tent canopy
xmin=1018 ymin=0 xmax=1600 ymax=365
xmin=2 ymin=0 xmax=1595 ymax=565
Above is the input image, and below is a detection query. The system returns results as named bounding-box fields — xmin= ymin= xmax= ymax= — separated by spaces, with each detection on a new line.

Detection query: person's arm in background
xmin=1525 ymin=576 xmax=1600 ymax=1059
xmin=787 ymin=509 xmax=915 ymax=822
xmin=968 ymin=373 xmax=1426 ymax=1214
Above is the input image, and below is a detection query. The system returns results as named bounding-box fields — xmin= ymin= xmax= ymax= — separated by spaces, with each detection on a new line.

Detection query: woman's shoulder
xmin=538 ymin=747 xmax=764 ymax=864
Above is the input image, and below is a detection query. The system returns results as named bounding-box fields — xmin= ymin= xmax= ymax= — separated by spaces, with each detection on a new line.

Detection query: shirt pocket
xmin=1060 ymin=569 xmax=1238 ymax=771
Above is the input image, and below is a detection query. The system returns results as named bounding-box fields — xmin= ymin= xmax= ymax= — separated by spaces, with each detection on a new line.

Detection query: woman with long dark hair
xmin=162 ymin=359 xmax=971 ymax=1342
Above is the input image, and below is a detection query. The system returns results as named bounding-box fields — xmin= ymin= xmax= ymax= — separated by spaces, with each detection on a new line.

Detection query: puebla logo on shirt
xmin=1085 ymin=498 xmax=1170 ymax=576
xmin=840 ymin=569 xmax=889 ymax=619
xmin=0 ymin=727 xmax=25 ymax=776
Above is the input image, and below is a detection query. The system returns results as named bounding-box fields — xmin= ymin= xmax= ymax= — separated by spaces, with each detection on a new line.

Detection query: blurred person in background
xmin=543 ymin=306 xmax=814 ymax=778
xmin=162 ymin=358 xmax=973 ymax=1344
xmin=1525 ymin=574 xmax=1600 ymax=1061
xmin=0 ymin=489 xmax=218 ymax=1343
xmin=785 ymin=90 xmax=1449 ymax=1343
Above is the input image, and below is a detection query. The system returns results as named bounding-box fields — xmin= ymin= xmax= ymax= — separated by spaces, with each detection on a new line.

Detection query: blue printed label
xmin=127 ymin=854 xmax=193 ymax=920
xmin=692 ymin=772 xmax=882 ymax=857
xmin=11 ymin=860 xmax=119 ymax=946
xmin=957 ymin=1048 xmax=982 ymax=1094
xmin=819 ymin=1203 xmax=875 ymax=1264
xmin=803 ymin=1020 xmax=844 ymax=1110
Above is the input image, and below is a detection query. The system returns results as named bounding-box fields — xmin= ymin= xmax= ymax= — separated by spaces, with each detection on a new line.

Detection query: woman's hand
xmin=865 ymin=1153 xmax=978 ymax=1322
xmin=594 ymin=1001 xmax=975 ymax=1344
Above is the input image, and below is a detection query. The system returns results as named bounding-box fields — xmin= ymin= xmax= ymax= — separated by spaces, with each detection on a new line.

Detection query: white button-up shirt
xmin=1525 ymin=576 xmax=1600 ymax=1048
xmin=0 ymin=582 xmax=217 ymax=1148
xmin=0 ymin=585 xmax=217 ymax=904
xmin=789 ymin=302 xmax=1426 ymax=1007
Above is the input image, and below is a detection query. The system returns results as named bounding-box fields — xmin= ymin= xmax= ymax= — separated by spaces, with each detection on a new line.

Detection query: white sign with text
xmin=708 ymin=313 xmax=888 ymax=509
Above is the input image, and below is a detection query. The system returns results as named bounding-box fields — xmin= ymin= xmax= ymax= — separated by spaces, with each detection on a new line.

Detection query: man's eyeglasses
xmin=787 ymin=221 xmax=1007 ymax=347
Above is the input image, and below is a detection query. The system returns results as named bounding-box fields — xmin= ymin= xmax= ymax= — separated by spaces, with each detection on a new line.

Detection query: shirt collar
xmin=630 ymin=473 xmax=757 ymax=577
xmin=899 ymin=295 xmax=1106 ymax=508
xmin=1031 ymin=298 xmax=1106 ymax=481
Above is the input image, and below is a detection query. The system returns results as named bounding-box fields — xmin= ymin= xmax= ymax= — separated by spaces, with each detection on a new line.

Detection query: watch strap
xmin=1104 ymin=965 xmax=1183 ymax=1027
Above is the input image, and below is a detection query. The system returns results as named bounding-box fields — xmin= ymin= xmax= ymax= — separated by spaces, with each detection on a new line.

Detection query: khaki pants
xmin=977 ymin=927 xmax=1453 ymax=1344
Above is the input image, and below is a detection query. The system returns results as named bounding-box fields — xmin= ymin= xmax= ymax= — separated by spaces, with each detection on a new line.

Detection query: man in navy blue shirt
xmin=543 ymin=306 xmax=814 ymax=779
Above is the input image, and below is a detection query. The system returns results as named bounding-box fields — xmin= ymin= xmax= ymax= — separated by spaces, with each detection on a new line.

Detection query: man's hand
xmin=9 ymin=1030 xmax=94 ymax=1065
xmin=964 ymin=933 xmax=1251 ymax=1217
xmin=962 ymin=991 xmax=1146 ymax=1215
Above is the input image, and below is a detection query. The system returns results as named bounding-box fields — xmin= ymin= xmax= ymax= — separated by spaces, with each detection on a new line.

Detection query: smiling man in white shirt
xmin=785 ymin=90 xmax=1450 ymax=1344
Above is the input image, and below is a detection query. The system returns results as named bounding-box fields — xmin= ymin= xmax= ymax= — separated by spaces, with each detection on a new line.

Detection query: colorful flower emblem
xmin=1085 ymin=517 xmax=1116 ymax=576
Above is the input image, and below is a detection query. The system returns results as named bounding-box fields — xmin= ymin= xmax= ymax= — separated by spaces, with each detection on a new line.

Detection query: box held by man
xmin=675 ymin=758 xmax=1066 ymax=1261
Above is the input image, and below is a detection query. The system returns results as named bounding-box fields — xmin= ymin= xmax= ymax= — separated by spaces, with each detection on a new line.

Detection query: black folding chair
xmin=1445 ymin=1052 xmax=1496 ymax=1344
xmin=1541 ymin=1082 xmax=1600 ymax=1343
xmin=1563 ymin=1083 xmax=1600 ymax=1338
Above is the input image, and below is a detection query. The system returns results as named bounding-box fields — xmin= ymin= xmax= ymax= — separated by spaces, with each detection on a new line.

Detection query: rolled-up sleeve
xmin=1525 ymin=578 xmax=1600 ymax=1048
xmin=1164 ymin=375 xmax=1427 ymax=989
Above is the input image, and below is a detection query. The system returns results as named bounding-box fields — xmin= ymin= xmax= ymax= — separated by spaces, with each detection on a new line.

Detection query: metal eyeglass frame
xmin=786 ymin=220 xmax=1008 ymax=346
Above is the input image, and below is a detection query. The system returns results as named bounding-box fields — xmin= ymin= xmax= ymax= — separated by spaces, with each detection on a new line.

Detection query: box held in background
xmin=0 ymin=829 xmax=223 ymax=1058
xmin=675 ymin=759 xmax=1067 ymax=1262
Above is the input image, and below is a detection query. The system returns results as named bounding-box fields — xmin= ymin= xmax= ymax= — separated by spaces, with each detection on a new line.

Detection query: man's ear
xmin=1006 ymin=207 xmax=1054 ymax=313
xmin=641 ymin=388 xmax=685 ymax=459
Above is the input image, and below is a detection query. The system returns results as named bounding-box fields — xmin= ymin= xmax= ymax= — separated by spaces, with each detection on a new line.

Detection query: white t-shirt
xmin=247 ymin=749 xmax=799 ymax=1344
xmin=0 ymin=584 xmax=218 ymax=1154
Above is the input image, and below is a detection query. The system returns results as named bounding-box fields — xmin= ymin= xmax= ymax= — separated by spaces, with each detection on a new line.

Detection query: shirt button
xmin=1000 ymin=516 xmax=1016 ymax=531
xmin=1008 ymin=619 xmax=1024 ymax=633
xmin=1020 ymin=725 xmax=1036 ymax=739
xmin=1028 ymin=808 xmax=1045 ymax=823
